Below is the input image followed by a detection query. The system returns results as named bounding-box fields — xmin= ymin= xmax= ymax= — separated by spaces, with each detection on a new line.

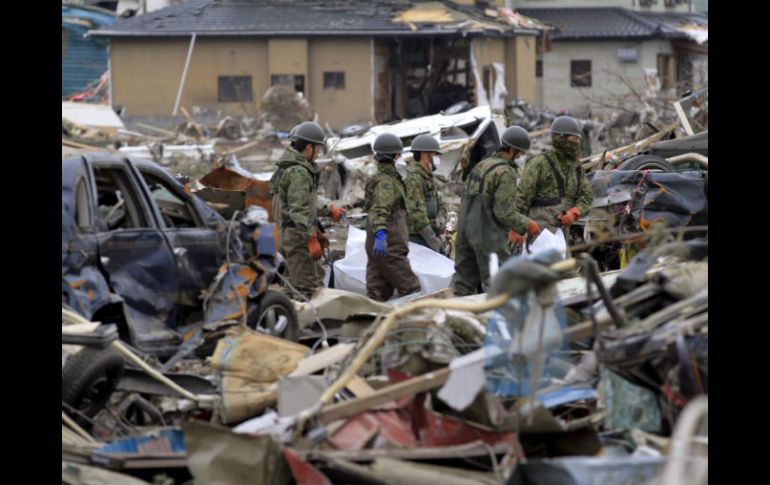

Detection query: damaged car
xmin=62 ymin=154 xmax=297 ymax=360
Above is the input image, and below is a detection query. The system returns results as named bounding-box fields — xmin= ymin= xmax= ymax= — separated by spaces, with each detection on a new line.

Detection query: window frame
xmin=570 ymin=60 xmax=592 ymax=88
xmin=323 ymin=71 xmax=346 ymax=90
xmin=218 ymin=75 xmax=254 ymax=103
xmin=138 ymin=169 xmax=203 ymax=230
xmin=271 ymin=74 xmax=306 ymax=94
xmin=92 ymin=165 xmax=151 ymax=231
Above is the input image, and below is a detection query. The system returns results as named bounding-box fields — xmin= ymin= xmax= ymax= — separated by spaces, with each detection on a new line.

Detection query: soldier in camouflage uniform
xmin=269 ymin=121 xmax=345 ymax=298
xmin=515 ymin=116 xmax=593 ymax=239
xmin=364 ymin=133 xmax=421 ymax=301
xmin=451 ymin=126 xmax=540 ymax=296
xmin=405 ymin=134 xmax=446 ymax=252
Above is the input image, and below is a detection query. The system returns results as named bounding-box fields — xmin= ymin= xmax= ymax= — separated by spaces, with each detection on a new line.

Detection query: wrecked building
xmin=62 ymin=3 xmax=116 ymax=98
xmin=90 ymin=0 xmax=542 ymax=129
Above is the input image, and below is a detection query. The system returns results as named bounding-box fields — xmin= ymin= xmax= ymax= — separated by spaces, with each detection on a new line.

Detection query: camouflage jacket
xmin=405 ymin=161 xmax=446 ymax=235
xmin=365 ymin=158 xmax=408 ymax=233
xmin=464 ymin=154 xmax=530 ymax=235
xmin=514 ymin=148 xmax=593 ymax=217
xmin=268 ymin=148 xmax=330 ymax=238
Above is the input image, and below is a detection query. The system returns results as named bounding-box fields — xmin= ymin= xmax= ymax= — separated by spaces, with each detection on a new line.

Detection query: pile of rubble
xmin=62 ymin=237 xmax=707 ymax=484
xmin=61 ymin=84 xmax=319 ymax=181
xmin=63 ymin=85 xmax=707 ymax=484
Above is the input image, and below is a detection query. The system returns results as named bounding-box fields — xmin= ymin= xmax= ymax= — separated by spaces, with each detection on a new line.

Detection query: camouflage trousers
xmin=279 ymin=228 xmax=325 ymax=299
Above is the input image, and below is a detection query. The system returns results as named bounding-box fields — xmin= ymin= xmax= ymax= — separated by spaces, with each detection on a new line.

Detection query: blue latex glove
xmin=373 ymin=229 xmax=387 ymax=257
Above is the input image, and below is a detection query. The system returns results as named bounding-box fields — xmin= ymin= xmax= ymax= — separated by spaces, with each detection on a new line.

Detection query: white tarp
xmin=491 ymin=62 xmax=508 ymax=113
xmin=330 ymin=226 xmax=455 ymax=298
xmin=527 ymin=228 xmax=567 ymax=260
xmin=62 ymin=101 xmax=125 ymax=130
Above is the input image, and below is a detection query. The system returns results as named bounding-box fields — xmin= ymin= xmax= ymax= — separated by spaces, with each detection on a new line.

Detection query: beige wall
xmin=505 ymin=35 xmax=537 ymax=104
xmin=111 ymin=37 xmax=269 ymax=117
xmin=539 ymin=39 xmax=674 ymax=112
xmin=268 ymin=38 xmax=307 ymax=79
xmin=472 ymin=36 xmax=537 ymax=107
xmin=471 ymin=37 xmax=504 ymax=104
xmin=308 ymin=38 xmax=373 ymax=129
xmin=111 ymin=36 xmax=373 ymax=126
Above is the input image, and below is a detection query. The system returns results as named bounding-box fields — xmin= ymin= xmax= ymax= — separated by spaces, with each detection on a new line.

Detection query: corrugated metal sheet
xmin=62 ymin=6 xmax=116 ymax=97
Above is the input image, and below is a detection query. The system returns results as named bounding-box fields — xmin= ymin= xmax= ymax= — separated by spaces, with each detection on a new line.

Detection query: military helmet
xmin=373 ymin=133 xmax=403 ymax=154
xmin=291 ymin=121 xmax=325 ymax=145
xmin=550 ymin=116 xmax=582 ymax=138
xmin=410 ymin=134 xmax=441 ymax=153
xmin=500 ymin=126 xmax=531 ymax=152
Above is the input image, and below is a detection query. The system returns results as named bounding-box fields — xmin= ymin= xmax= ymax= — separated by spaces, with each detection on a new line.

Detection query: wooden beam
xmin=320 ymin=368 xmax=451 ymax=424
xmin=319 ymin=314 xmax=613 ymax=424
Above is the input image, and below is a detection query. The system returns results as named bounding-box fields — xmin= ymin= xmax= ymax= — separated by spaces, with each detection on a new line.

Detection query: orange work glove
xmin=527 ymin=219 xmax=540 ymax=236
xmin=308 ymin=234 xmax=323 ymax=261
xmin=508 ymin=229 xmax=525 ymax=245
xmin=329 ymin=204 xmax=345 ymax=222
xmin=559 ymin=207 xmax=581 ymax=226
xmin=316 ymin=230 xmax=330 ymax=250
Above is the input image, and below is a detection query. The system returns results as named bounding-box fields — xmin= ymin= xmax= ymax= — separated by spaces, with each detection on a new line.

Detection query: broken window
xmin=74 ymin=177 xmax=92 ymax=230
xmin=93 ymin=167 xmax=148 ymax=230
xmin=218 ymin=76 xmax=253 ymax=103
xmin=271 ymin=75 xmax=305 ymax=95
xmin=140 ymin=171 xmax=200 ymax=229
xmin=571 ymin=60 xmax=592 ymax=87
xmin=657 ymin=54 xmax=676 ymax=89
xmin=323 ymin=71 xmax=345 ymax=90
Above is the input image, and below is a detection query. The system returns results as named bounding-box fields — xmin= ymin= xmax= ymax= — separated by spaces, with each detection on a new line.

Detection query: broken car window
xmin=140 ymin=171 xmax=200 ymax=229
xmin=93 ymin=167 xmax=148 ymax=230
xmin=74 ymin=177 xmax=91 ymax=230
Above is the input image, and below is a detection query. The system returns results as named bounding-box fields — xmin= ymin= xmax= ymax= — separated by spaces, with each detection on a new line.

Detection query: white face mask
xmin=431 ymin=155 xmax=441 ymax=171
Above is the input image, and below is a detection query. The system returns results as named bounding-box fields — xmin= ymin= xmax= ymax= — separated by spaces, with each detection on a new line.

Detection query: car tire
xmin=62 ymin=348 xmax=124 ymax=417
xmin=247 ymin=290 xmax=299 ymax=341
xmin=616 ymin=154 xmax=674 ymax=171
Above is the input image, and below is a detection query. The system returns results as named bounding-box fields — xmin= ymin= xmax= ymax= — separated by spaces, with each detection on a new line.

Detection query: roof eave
xmin=551 ymin=34 xmax=660 ymax=41
xmin=91 ymin=28 xmax=538 ymax=38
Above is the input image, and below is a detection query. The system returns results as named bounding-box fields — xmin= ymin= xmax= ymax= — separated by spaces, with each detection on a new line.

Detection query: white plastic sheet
xmin=527 ymin=228 xmax=567 ymax=260
xmin=331 ymin=226 xmax=455 ymax=299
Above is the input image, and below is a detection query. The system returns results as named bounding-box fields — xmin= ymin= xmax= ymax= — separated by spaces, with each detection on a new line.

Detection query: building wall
xmin=63 ymin=25 xmax=111 ymax=97
xmin=308 ymin=38 xmax=373 ymax=129
xmin=539 ymin=39 xmax=673 ymax=112
xmin=471 ymin=37 xmax=505 ymax=105
xmin=505 ymin=36 xmax=537 ymax=104
xmin=111 ymin=36 xmax=373 ymax=128
xmin=268 ymin=38 xmax=308 ymax=80
xmin=111 ymin=37 xmax=270 ymax=117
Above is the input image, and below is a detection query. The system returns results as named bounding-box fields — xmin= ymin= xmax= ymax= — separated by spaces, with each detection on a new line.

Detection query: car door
xmin=131 ymin=162 xmax=226 ymax=318
xmin=88 ymin=156 xmax=181 ymax=353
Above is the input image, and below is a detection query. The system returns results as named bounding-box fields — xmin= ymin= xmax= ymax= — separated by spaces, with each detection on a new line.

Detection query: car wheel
xmin=616 ymin=154 xmax=674 ymax=171
xmin=62 ymin=347 xmax=124 ymax=417
xmin=247 ymin=290 xmax=299 ymax=341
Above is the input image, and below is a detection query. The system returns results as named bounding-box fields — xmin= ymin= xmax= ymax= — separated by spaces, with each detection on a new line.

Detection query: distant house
xmin=514 ymin=1 xmax=707 ymax=113
xmin=62 ymin=3 xmax=116 ymax=98
xmin=91 ymin=0 xmax=542 ymax=129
